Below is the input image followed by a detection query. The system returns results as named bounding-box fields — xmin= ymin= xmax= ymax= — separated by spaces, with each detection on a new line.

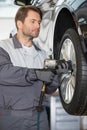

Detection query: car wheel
xmin=58 ymin=28 xmax=87 ymax=115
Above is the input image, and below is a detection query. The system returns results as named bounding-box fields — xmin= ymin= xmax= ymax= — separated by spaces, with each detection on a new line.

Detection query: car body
xmin=14 ymin=0 xmax=87 ymax=53
xmin=14 ymin=0 xmax=87 ymax=115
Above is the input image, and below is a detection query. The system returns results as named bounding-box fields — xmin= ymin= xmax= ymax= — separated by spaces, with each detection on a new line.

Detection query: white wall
xmin=0 ymin=18 xmax=15 ymax=40
xmin=0 ymin=5 xmax=19 ymax=40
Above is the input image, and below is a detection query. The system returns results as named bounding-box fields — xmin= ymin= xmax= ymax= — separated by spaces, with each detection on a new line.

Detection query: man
xmin=0 ymin=5 xmax=69 ymax=130
xmin=0 ymin=6 xmax=59 ymax=130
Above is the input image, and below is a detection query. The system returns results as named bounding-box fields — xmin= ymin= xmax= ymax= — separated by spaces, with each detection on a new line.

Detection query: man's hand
xmin=45 ymin=75 xmax=59 ymax=94
xmin=56 ymin=59 xmax=69 ymax=74
xmin=26 ymin=69 xmax=55 ymax=84
xmin=35 ymin=69 xmax=55 ymax=83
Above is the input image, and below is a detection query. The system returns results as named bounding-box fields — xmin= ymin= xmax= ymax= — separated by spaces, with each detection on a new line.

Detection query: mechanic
xmin=0 ymin=5 xmax=68 ymax=130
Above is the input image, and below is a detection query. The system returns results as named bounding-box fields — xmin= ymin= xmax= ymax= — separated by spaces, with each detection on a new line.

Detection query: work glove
xmin=56 ymin=59 xmax=71 ymax=74
xmin=35 ymin=69 xmax=55 ymax=83
xmin=45 ymin=75 xmax=59 ymax=94
xmin=26 ymin=69 xmax=55 ymax=84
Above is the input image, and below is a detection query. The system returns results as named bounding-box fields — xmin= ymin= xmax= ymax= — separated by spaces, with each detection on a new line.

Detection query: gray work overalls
xmin=0 ymin=35 xmax=49 ymax=130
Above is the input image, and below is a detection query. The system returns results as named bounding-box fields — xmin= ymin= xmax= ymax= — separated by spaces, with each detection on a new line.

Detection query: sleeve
xmin=0 ymin=47 xmax=37 ymax=87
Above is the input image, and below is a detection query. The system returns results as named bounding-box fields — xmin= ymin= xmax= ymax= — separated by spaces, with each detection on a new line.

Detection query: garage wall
xmin=50 ymin=96 xmax=81 ymax=130
xmin=0 ymin=18 xmax=15 ymax=40
xmin=0 ymin=5 xmax=19 ymax=40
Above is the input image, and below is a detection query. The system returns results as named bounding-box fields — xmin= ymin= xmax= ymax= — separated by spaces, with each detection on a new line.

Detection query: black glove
xmin=45 ymin=75 xmax=59 ymax=94
xmin=26 ymin=69 xmax=55 ymax=84
xmin=35 ymin=69 xmax=55 ymax=83
xmin=56 ymin=59 xmax=69 ymax=74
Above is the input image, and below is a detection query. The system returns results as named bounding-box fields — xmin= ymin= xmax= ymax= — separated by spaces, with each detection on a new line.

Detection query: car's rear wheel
xmin=57 ymin=28 xmax=87 ymax=115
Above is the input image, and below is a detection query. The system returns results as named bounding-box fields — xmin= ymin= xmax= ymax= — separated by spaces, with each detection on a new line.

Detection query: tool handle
xmin=36 ymin=84 xmax=46 ymax=112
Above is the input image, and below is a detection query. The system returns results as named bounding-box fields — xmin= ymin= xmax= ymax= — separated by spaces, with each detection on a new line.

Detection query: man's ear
xmin=17 ymin=20 xmax=23 ymax=29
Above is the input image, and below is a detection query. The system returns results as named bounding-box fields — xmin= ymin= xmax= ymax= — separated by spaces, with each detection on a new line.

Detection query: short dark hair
xmin=15 ymin=5 xmax=42 ymax=29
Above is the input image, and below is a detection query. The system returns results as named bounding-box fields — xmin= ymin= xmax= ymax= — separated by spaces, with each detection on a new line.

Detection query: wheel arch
xmin=53 ymin=8 xmax=78 ymax=58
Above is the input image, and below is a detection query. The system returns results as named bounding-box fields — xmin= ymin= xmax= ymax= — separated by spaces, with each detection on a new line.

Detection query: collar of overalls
xmin=12 ymin=34 xmax=41 ymax=51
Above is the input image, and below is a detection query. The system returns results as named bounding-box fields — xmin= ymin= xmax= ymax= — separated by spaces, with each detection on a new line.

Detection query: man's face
xmin=18 ymin=10 xmax=41 ymax=39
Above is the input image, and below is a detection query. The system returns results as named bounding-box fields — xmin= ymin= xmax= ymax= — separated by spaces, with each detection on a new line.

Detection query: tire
xmin=58 ymin=28 xmax=87 ymax=115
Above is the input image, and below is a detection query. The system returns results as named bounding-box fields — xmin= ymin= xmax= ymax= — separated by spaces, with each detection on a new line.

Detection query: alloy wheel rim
xmin=60 ymin=38 xmax=76 ymax=104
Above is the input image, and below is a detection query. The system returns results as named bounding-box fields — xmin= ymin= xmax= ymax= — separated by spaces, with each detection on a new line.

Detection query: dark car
xmin=15 ymin=0 xmax=87 ymax=115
